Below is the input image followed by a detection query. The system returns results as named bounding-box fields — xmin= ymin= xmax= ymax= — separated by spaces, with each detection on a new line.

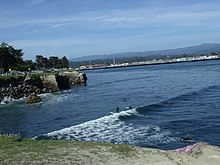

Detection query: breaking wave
xmin=36 ymin=108 xmax=177 ymax=145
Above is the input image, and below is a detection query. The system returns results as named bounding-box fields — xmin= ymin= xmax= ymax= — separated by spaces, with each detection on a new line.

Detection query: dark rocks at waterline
xmin=0 ymin=94 xmax=4 ymax=102
xmin=0 ymin=71 xmax=88 ymax=104
xmin=0 ymin=84 xmax=46 ymax=101
xmin=26 ymin=93 xmax=42 ymax=104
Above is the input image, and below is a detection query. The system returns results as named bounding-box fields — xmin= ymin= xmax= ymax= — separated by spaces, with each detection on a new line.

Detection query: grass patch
xmin=0 ymin=135 xmax=136 ymax=164
xmin=0 ymin=135 xmax=71 ymax=163
xmin=73 ymin=141 xmax=136 ymax=156
xmin=110 ymin=144 xmax=135 ymax=156
xmin=29 ymin=72 xmax=57 ymax=79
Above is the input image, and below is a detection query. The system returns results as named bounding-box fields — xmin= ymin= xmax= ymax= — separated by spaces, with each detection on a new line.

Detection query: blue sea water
xmin=0 ymin=60 xmax=220 ymax=150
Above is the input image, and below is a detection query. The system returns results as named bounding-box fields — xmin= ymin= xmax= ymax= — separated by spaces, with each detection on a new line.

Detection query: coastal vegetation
xmin=0 ymin=135 xmax=135 ymax=164
xmin=1 ymin=134 xmax=220 ymax=165
xmin=0 ymin=42 xmax=24 ymax=73
xmin=0 ymin=42 xmax=69 ymax=73
xmin=35 ymin=55 xmax=69 ymax=70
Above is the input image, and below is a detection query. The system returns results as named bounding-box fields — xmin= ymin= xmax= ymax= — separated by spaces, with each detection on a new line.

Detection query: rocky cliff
xmin=58 ymin=71 xmax=87 ymax=85
xmin=0 ymin=71 xmax=87 ymax=104
xmin=24 ymin=71 xmax=87 ymax=92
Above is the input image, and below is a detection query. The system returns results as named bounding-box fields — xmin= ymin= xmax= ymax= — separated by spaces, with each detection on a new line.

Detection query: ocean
xmin=0 ymin=60 xmax=219 ymax=150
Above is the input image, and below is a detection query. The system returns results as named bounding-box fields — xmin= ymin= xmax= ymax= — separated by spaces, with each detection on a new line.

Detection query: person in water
xmin=165 ymin=101 xmax=172 ymax=107
xmin=126 ymin=105 xmax=132 ymax=110
xmin=116 ymin=107 xmax=119 ymax=113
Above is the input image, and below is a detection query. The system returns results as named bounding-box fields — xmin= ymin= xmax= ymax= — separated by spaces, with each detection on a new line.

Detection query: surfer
xmin=126 ymin=105 xmax=132 ymax=110
xmin=165 ymin=101 xmax=172 ymax=107
xmin=115 ymin=107 xmax=120 ymax=113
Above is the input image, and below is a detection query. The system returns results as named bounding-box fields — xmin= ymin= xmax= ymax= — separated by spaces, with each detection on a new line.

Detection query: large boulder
xmin=58 ymin=71 xmax=87 ymax=85
xmin=26 ymin=93 xmax=42 ymax=104
xmin=40 ymin=75 xmax=60 ymax=92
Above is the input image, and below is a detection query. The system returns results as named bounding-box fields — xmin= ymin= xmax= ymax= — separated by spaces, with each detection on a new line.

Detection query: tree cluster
xmin=35 ymin=55 xmax=69 ymax=69
xmin=0 ymin=42 xmax=69 ymax=73
xmin=0 ymin=42 xmax=25 ymax=72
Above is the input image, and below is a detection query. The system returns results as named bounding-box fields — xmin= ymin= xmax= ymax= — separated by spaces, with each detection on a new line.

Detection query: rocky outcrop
xmin=40 ymin=75 xmax=60 ymax=92
xmin=23 ymin=75 xmax=44 ymax=89
xmin=26 ymin=93 xmax=42 ymax=104
xmin=55 ymin=75 xmax=70 ymax=90
xmin=24 ymin=71 xmax=87 ymax=92
xmin=0 ymin=84 xmax=43 ymax=100
xmin=39 ymin=74 xmax=71 ymax=92
xmin=0 ymin=71 xmax=87 ymax=104
xmin=58 ymin=71 xmax=87 ymax=85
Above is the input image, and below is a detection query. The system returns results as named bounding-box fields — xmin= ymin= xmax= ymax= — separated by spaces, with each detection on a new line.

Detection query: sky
xmin=1 ymin=0 xmax=220 ymax=60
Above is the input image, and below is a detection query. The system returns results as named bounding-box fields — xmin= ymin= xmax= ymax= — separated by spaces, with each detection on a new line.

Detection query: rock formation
xmin=26 ymin=93 xmax=42 ymax=104
xmin=40 ymin=75 xmax=60 ymax=92
xmin=58 ymin=71 xmax=87 ymax=85
xmin=0 ymin=71 xmax=87 ymax=104
xmin=0 ymin=84 xmax=43 ymax=99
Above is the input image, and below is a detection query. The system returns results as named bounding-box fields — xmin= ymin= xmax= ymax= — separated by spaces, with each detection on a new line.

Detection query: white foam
xmin=0 ymin=93 xmax=50 ymax=105
xmin=45 ymin=108 xmax=176 ymax=145
xmin=42 ymin=91 xmax=78 ymax=104
xmin=0 ymin=96 xmax=14 ymax=104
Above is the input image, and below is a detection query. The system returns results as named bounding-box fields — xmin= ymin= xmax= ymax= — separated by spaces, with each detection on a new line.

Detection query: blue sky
xmin=1 ymin=0 xmax=220 ymax=60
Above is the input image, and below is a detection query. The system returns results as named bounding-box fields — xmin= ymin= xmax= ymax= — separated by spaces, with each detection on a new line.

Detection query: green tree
xmin=36 ymin=55 xmax=69 ymax=69
xmin=36 ymin=55 xmax=44 ymax=68
xmin=36 ymin=55 xmax=50 ymax=69
xmin=61 ymin=56 xmax=69 ymax=69
xmin=0 ymin=42 xmax=24 ymax=73
xmin=42 ymin=57 xmax=49 ymax=68
xmin=49 ymin=56 xmax=59 ymax=68
xmin=17 ymin=60 xmax=35 ymax=71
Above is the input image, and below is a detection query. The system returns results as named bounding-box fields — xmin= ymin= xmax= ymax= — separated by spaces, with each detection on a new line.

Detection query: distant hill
xmin=71 ymin=43 xmax=220 ymax=61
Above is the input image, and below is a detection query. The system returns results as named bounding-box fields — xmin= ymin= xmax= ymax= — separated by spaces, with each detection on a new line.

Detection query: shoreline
xmin=1 ymin=135 xmax=220 ymax=164
xmin=79 ymin=57 xmax=220 ymax=71
xmin=0 ymin=71 xmax=87 ymax=104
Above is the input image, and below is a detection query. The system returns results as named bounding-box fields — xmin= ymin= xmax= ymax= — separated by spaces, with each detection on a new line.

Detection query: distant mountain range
xmin=71 ymin=43 xmax=220 ymax=61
